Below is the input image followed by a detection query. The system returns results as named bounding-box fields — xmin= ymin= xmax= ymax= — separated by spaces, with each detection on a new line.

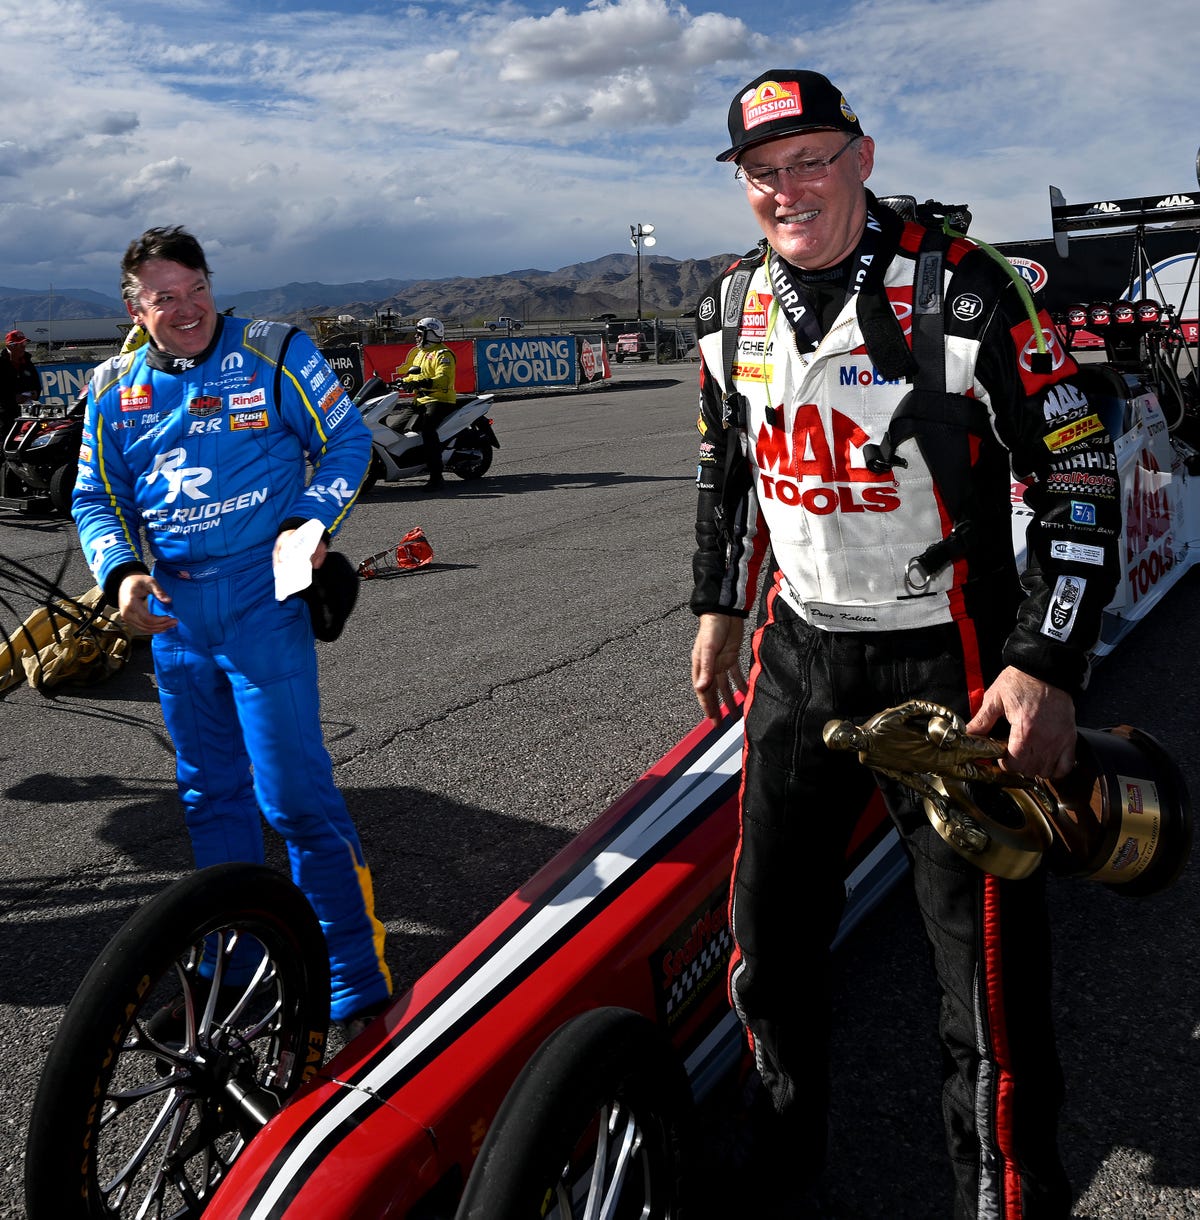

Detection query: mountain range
xmin=1 ymin=251 xmax=741 ymax=335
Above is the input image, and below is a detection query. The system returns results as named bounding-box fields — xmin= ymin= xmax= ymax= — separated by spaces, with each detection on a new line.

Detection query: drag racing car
xmin=23 ymin=172 xmax=1200 ymax=1220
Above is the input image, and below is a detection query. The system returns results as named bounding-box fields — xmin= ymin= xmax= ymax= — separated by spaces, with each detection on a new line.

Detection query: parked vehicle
xmin=0 ymin=394 xmax=85 ymax=515
xmin=606 ymin=319 xmax=690 ymax=363
xmin=353 ymin=375 xmax=500 ymax=489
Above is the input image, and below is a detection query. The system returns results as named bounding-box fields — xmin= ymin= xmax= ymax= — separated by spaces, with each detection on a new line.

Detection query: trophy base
xmin=1049 ymin=725 xmax=1192 ymax=895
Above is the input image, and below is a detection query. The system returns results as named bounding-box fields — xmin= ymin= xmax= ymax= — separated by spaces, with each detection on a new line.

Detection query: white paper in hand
xmin=274 ymin=518 xmax=326 ymax=601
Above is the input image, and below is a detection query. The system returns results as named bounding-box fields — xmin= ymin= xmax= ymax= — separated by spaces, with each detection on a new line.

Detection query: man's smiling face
xmin=739 ymin=129 xmax=875 ymax=270
xmin=127 ymin=258 xmax=218 ymax=359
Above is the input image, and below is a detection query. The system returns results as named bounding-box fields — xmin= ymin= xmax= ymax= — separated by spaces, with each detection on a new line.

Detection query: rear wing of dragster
xmin=1047 ymin=157 xmax=1200 ymax=399
xmin=1048 ymin=167 xmax=1200 ymax=258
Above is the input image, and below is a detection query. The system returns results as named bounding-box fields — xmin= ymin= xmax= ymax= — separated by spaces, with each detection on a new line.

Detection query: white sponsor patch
xmin=229 ymin=387 xmax=267 ymax=410
xmin=1041 ymin=573 xmax=1086 ymax=641
xmin=1050 ymin=540 xmax=1106 ymax=566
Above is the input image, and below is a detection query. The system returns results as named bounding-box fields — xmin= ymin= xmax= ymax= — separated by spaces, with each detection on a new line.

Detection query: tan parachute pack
xmin=0 ymin=586 xmax=136 ymax=694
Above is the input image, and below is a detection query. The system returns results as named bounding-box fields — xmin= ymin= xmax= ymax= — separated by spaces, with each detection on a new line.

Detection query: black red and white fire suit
xmin=691 ymin=195 xmax=1121 ymax=1218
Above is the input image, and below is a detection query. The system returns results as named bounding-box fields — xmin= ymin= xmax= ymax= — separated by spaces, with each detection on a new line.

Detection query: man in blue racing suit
xmin=72 ymin=226 xmax=391 ymax=1030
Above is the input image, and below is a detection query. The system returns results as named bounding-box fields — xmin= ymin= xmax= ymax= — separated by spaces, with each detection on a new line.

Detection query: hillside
xmin=2 ymin=252 xmax=741 ymax=338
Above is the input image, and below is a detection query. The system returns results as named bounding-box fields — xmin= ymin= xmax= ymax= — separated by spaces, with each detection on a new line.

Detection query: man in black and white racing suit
xmin=689 ymin=70 xmax=1121 ymax=1219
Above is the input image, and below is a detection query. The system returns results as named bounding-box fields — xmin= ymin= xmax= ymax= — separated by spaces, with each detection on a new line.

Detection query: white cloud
xmin=1 ymin=0 xmax=1197 ymax=300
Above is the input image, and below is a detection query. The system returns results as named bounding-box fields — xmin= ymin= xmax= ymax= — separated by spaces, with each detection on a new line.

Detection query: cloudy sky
xmin=4 ymin=0 xmax=1198 ymax=299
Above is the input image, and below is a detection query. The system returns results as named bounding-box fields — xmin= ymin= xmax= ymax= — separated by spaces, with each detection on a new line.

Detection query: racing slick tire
xmin=455 ymin=1006 xmax=694 ymax=1220
xmin=49 ymin=462 xmax=77 ymax=516
xmin=448 ymin=425 xmax=494 ymax=480
xmin=24 ymin=863 xmax=331 ymax=1220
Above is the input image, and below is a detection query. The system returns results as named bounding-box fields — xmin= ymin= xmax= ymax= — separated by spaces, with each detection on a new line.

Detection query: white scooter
xmin=353 ymin=375 xmax=500 ymax=490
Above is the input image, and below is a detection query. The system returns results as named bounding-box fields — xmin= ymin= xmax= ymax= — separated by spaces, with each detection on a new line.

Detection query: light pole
xmin=630 ymin=223 xmax=656 ymax=321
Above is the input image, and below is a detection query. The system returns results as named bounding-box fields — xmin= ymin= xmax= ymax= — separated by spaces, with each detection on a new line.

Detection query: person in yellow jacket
xmin=392 ymin=317 xmax=456 ymax=490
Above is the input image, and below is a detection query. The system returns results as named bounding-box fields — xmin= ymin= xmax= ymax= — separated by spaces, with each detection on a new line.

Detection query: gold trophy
xmin=823 ymin=700 xmax=1191 ymax=893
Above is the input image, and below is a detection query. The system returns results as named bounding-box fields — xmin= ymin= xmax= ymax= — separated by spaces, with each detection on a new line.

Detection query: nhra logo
xmin=755 ymin=404 xmax=899 ymax=514
xmin=1005 ymin=257 xmax=1048 ymax=295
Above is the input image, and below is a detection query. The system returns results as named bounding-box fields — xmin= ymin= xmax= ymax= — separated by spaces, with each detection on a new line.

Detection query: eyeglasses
xmin=735 ymin=137 xmax=862 ymax=193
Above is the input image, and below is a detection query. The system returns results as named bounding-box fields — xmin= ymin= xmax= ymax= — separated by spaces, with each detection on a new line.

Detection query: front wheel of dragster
xmin=455 ymin=1007 xmax=694 ymax=1220
xmin=448 ymin=423 xmax=495 ymax=480
xmin=49 ymin=462 xmax=78 ymax=515
xmin=25 ymin=863 xmax=331 ymax=1220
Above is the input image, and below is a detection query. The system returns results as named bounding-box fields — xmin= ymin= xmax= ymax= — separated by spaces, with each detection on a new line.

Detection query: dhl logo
xmin=1044 ymin=414 xmax=1103 ymax=451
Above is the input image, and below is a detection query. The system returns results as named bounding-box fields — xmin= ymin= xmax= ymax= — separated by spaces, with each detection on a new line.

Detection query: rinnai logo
xmin=120 ymin=384 xmax=152 ymax=412
xmin=755 ymin=404 xmax=899 ymax=513
xmin=229 ymin=388 xmax=267 ymax=410
xmin=741 ymin=79 xmax=803 ymax=132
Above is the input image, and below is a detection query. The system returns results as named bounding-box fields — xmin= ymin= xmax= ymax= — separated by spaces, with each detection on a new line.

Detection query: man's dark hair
xmin=120 ymin=226 xmax=212 ymax=304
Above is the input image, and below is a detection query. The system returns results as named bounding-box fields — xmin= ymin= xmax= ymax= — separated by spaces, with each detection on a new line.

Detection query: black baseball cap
xmin=717 ymin=70 xmax=864 ymax=162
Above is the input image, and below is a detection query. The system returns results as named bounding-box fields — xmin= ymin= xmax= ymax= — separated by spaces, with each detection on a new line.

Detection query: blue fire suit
xmin=73 ymin=316 xmax=391 ymax=1020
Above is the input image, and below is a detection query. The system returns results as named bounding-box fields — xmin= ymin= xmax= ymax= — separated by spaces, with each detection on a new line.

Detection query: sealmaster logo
xmin=120 ymin=384 xmax=152 ymax=412
xmin=741 ymin=79 xmax=803 ymax=132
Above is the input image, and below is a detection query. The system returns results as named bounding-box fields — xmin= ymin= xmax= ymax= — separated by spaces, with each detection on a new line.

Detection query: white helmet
xmin=415 ymin=317 xmax=445 ymax=343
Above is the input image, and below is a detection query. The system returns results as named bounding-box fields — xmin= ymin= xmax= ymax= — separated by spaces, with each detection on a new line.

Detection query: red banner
xmin=362 ymin=341 xmax=477 ymax=393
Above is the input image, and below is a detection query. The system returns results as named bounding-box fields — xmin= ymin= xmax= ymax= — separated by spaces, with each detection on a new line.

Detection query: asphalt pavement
xmin=2 ymin=362 xmax=1198 ymax=1219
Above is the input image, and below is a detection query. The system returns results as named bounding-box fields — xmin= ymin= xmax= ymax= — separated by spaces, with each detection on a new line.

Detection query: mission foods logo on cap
xmin=742 ymin=79 xmax=804 ymax=132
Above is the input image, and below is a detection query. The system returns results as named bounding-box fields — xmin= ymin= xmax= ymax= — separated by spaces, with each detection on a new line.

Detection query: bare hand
xmin=691 ymin=613 xmax=748 ymax=724
xmin=965 ymin=666 xmax=1076 ymax=779
xmin=117 ymin=572 xmax=178 ymax=635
